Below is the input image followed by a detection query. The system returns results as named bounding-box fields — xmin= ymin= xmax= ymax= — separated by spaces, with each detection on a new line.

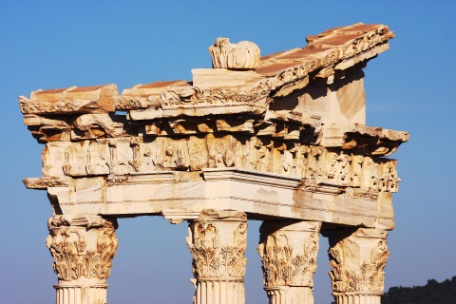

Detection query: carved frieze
xmin=128 ymin=84 xmax=272 ymax=122
xmin=46 ymin=215 xmax=118 ymax=283
xmin=187 ymin=210 xmax=247 ymax=279
xmin=115 ymin=80 xmax=188 ymax=110
xmin=39 ymin=134 xmax=400 ymax=194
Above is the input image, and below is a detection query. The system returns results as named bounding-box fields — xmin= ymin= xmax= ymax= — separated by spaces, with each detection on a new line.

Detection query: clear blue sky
xmin=1 ymin=1 xmax=455 ymax=303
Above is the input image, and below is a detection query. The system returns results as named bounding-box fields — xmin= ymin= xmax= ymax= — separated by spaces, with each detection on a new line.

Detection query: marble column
xmin=257 ymin=220 xmax=321 ymax=304
xmin=324 ymin=228 xmax=389 ymax=304
xmin=187 ymin=210 xmax=247 ymax=304
xmin=46 ymin=215 xmax=118 ymax=304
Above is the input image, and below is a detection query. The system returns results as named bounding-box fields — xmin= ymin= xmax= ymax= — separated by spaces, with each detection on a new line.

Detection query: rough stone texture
xmin=19 ymin=22 xmax=407 ymax=304
xmin=46 ymin=215 xmax=118 ymax=304
xmin=209 ymin=37 xmax=260 ymax=70
xmin=187 ymin=210 xmax=247 ymax=304
xmin=324 ymin=228 xmax=389 ymax=304
xmin=258 ymin=220 xmax=321 ymax=304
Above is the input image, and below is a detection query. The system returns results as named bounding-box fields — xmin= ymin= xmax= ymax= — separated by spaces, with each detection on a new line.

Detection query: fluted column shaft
xmin=187 ymin=210 xmax=247 ymax=304
xmin=46 ymin=215 xmax=118 ymax=304
xmin=258 ymin=220 xmax=321 ymax=304
xmin=325 ymin=228 xmax=389 ymax=304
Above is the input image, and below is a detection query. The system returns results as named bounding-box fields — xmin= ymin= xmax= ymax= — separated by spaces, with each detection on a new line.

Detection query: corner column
xmin=46 ymin=215 xmax=118 ymax=304
xmin=325 ymin=228 xmax=389 ymax=304
xmin=187 ymin=210 xmax=247 ymax=304
xmin=257 ymin=220 xmax=321 ymax=304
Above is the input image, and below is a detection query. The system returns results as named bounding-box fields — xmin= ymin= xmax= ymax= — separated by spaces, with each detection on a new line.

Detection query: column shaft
xmin=258 ymin=220 xmax=321 ymax=304
xmin=55 ymin=284 xmax=108 ymax=304
xmin=187 ymin=210 xmax=247 ymax=304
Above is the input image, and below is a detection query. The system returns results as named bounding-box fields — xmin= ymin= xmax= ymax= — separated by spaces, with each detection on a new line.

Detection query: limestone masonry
xmin=20 ymin=23 xmax=408 ymax=304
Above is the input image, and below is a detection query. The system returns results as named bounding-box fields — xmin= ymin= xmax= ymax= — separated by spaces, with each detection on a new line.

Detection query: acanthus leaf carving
xmin=326 ymin=228 xmax=389 ymax=294
xmin=46 ymin=215 xmax=118 ymax=283
xmin=258 ymin=221 xmax=321 ymax=287
xmin=187 ymin=210 xmax=247 ymax=279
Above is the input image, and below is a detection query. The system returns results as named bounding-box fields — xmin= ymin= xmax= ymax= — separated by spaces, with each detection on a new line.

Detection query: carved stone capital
xmin=258 ymin=220 xmax=321 ymax=288
xmin=325 ymin=228 xmax=389 ymax=302
xmin=46 ymin=215 xmax=118 ymax=284
xmin=187 ymin=210 xmax=247 ymax=280
xmin=187 ymin=210 xmax=247 ymax=304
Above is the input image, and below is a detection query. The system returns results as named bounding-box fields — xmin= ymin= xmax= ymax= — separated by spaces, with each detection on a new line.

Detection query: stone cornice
xmin=20 ymin=24 xmax=392 ymax=116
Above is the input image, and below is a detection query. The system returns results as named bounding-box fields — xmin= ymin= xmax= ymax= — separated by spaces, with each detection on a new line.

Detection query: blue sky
xmin=1 ymin=1 xmax=455 ymax=303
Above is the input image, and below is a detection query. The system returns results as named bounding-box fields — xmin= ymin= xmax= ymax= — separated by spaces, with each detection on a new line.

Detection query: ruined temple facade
xmin=20 ymin=23 xmax=408 ymax=304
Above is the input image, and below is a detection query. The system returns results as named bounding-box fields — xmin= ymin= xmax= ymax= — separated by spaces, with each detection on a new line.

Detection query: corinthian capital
xmin=187 ymin=210 xmax=247 ymax=279
xmin=258 ymin=220 xmax=321 ymax=287
xmin=326 ymin=228 xmax=389 ymax=295
xmin=46 ymin=215 xmax=118 ymax=284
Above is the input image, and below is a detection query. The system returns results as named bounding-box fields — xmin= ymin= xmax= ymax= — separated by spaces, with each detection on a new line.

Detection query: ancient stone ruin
xmin=19 ymin=23 xmax=408 ymax=304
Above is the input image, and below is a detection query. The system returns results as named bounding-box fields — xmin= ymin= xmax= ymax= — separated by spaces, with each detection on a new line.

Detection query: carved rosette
xmin=258 ymin=220 xmax=321 ymax=304
xmin=187 ymin=210 xmax=247 ymax=304
xmin=325 ymin=228 xmax=389 ymax=304
xmin=46 ymin=215 xmax=118 ymax=304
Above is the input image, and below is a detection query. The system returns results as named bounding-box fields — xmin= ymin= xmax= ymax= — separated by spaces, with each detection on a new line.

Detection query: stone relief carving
xmin=187 ymin=210 xmax=247 ymax=279
xmin=326 ymin=228 xmax=389 ymax=294
xmin=209 ymin=38 xmax=260 ymax=70
xmin=19 ymin=84 xmax=117 ymax=115
xmin=72 ymin=113 xmax=120 ymax=139
xmin=46 ymin=215 xmax=118 ymax=283
xmin=258 ymin=221 xmax=321 ymax=287
xmin=115 ymin=95 xmax=160 ymax=111
xmin=157 ymin=84 xmax=271 ymax=112
xmin=19 ymin=96 xmax=104 ymax=115
xmin=41 ymin=133 xmax=400 ymax=195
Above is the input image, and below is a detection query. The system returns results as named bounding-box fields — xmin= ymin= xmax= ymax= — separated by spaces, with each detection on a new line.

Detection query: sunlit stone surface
xmin=20 ymin=22 xmax=407 ymax=304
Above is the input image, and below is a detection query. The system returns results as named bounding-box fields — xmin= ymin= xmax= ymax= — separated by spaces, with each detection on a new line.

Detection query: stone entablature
xmin=19 ymin=23 xmax=407 ymax=304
